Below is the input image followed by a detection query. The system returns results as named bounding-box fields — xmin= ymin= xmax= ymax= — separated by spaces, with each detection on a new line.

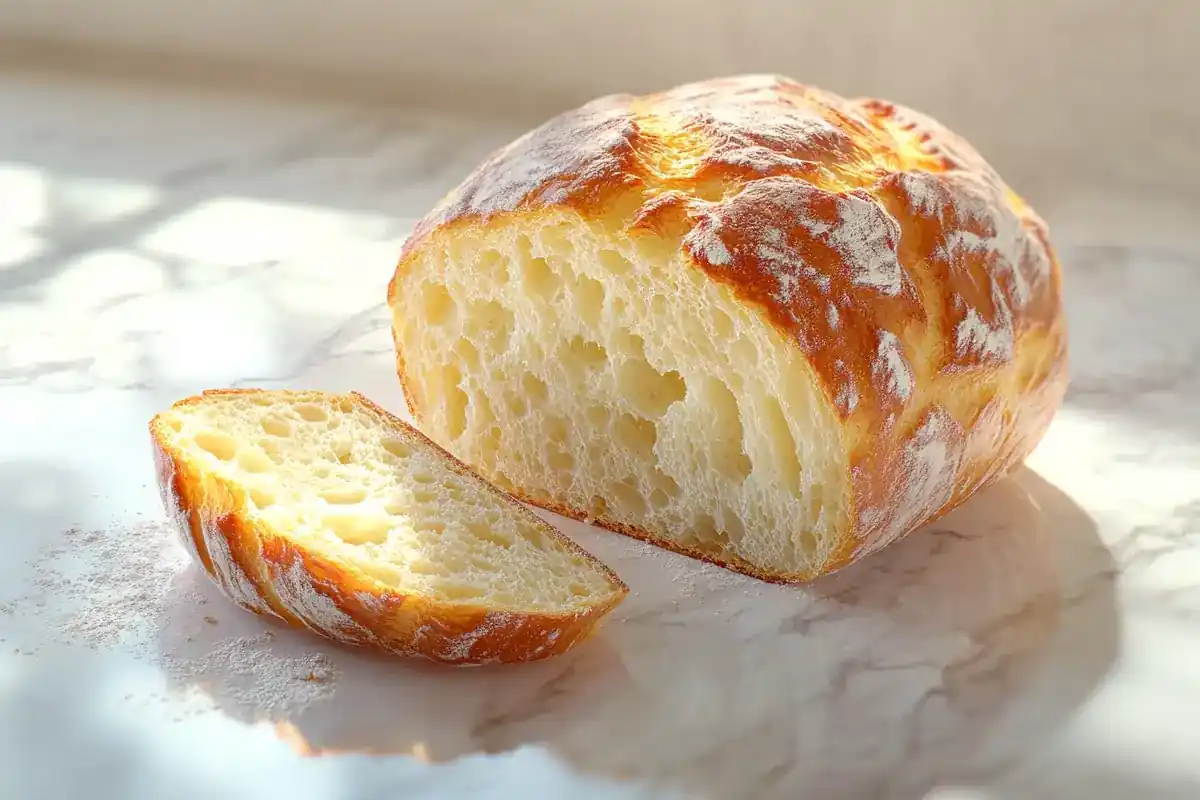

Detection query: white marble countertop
xmin=3 ymin=68 xmax=1200 ymax=800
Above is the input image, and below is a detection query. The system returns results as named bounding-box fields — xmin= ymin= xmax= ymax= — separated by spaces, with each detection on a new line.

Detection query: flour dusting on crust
xmin=433 ymin=98 xmax=637 ymax=228
xmin=832 ymin=191 xmax=903 ymax=295
xmin=153 ymin=444 xmax=204 ymax=567
xmin=857 ymin=406 xmax=963 ymax=556
xmin=874 ymin=330 xmax=914 ymax=402
xmin=271 ymin=553 xmax=375 ymax=643
xmin=200 ymin=513 xmax=272 ymax=614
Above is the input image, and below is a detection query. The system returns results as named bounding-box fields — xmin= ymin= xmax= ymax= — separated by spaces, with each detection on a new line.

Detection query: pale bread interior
xmin=393 ymin=212 xmax=850 ymax=578
xmin=155 ymin=391 xmax=620 ymax=612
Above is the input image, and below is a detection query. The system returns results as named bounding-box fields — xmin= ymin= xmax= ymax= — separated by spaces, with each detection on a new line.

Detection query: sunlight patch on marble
xmin=41 ymin=249 xmax=166 ymax=309
xmin=140 ymin=196 xmax=395 ymax=266
xmin=0 ymin=161 xmax=160 ymax=234
xmin=0 ymin=231 xmax=45 ymax=269
xmin=1028 ymin=406 xmax=1200 ymax=509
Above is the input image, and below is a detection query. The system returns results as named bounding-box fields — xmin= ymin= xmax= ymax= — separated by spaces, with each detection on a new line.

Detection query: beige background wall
xmin=2 ymin=0 xmax=1197 ymax=203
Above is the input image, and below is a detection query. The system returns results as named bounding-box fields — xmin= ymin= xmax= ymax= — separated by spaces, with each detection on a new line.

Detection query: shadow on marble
xmin=153 ymin=466 xmax=1118 ymax=800
xmin=0 ymin=460 xmax=92 ymax=573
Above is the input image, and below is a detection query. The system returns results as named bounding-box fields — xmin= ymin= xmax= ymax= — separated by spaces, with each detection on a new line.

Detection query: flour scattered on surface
xmin=19 ymin=521 xmax=191 ymax=658
xmin=161 ymin=632 xmax=337 ymax=719
xmin=10 ymin=518 xmax=340 ymax=719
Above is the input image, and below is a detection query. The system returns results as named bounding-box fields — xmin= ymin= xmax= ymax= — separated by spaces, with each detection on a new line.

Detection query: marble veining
xmin=2 ymin=68 xmax=1200 ymax=800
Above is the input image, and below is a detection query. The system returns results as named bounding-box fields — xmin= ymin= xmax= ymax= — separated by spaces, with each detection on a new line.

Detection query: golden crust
xmin=149 ymin=388 xmax=628 ymax=665
xmin=389 ymin=74 xmax=1068 ymax=581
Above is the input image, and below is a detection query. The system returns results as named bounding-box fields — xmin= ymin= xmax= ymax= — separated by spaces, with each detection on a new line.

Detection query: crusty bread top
xmin=392 ymin=74 xmax=1068 ymax=569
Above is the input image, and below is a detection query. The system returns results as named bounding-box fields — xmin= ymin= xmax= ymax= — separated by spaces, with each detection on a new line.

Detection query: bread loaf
xmin=150 ymin=389 xmax=628 ymax=664
xmin=388 ymin=75 xmax=1068 ymax=582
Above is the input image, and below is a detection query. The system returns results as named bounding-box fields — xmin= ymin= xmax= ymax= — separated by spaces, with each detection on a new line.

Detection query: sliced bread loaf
xmin=150 ymin=388 xmax=628 ymax=665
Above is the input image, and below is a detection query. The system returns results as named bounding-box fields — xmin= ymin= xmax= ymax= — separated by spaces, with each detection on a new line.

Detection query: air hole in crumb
xmin=442 ymin=365 xmax=468 ymax=440
xmin=468 ymin=556 xmax=494 ymax=571
xmin=477 ymin=249 xmax=510 ymax=283
xmin=423 ymin=283 xmax=457 ymax=326
xmin=455 ymin=338 xmax=480 ymax=369
xmin=650 ymin=469 xmax=679 ymax=498
xmin=522 ymin=373 xmax=549 ymax=404
xmin=326 ymin=514 xmax=391 ymax=545
xmin=705 ymin=378 xmax=752 ymax=482
xmin=562 ymin=336 xmax=607 ymax=374
xmin=614 ymin=413 xmax=657 ymax=458
xmin=798 ymin=529 xmax=820 ymax=556
xmin=609 ymin=480 xmax=646 ymax=516
xmin=539 ymin=225 xmax=575 ymax=256
xmin=468 ymin=300 xmax=515 ymax=351
xmin=688 ymin=514 xmax=726 ymax=550
xmin=598 ymin=250 xmax=632 ymax=275
xmin=257 ymin=439 xmax=283 ymax=463
xmin=440 ymin=555 xmax=467 ymax=573
xmin=332 ymin=440 xmax=353 ymax=465
xmin=412 ymin=472 xmax=436 ymax=484
xmin=618 ymin=360 xmax=687 ymax=418
xmin=261 ymin=416 xmax=291 ymax=437
xmin=569 ymin=583 xmax=590 ymax=597
xmin=467 ymin=521 xmax=514 ymax=549
xmin=762 ymin=396 xmax=802 ymax=489
xmin=549 ymin=449 xmax=574 ymax=472
xmin=249 ymin=487 xmax=276 ymax=508
xmin=575 ymin=274 xmax=606 ymax=326
xmin=164 ymin=417 xmax=183 ymax=432
xmin=321 ymin=487 xmax=367 ymax=505
xmin=237 ymin=449 xmax=273 ymax=474
xmin=415 ymin=520 xmax=447 ymax=535
xmin=295 ymin=404 xmax=328 ymax=423
xmin=382 ymin=437 xmax=413 ymax=459
xmin=523 ymin=256 xmax=561 ymax=300
xmin=413 ymin=489 xmax=438 ymax=504
xmin=712 ymin=308 xmax=735 ymax=338
xmin=589 ymin=495 xmax=609 ymax=519
xmin=195 ymin=431 xmax=237 ymax=461
xmin=807 ymin=493 xmax=823 ymax=520
xmin=722 ymin=511 xmax=746 ymax=545
xmin=546 ymin=416 xmax=570 ymax=447
xmin=586 ymin=405 xmax=611 ymax=428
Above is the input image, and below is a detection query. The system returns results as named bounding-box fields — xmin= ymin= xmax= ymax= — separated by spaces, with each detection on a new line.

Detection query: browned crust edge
xmin=148 ymin=388 xmax=629 ymax=666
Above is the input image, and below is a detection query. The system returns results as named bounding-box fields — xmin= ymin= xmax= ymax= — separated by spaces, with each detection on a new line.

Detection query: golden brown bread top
xmin=396 ymin=74 xmax=1068 ymax=572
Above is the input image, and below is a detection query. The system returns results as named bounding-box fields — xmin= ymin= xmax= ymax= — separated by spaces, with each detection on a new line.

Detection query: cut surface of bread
xmin=388 ymin=74 xmax=1068 ymax=583
xmin=150 ymin=389 xmax=628 ymax=665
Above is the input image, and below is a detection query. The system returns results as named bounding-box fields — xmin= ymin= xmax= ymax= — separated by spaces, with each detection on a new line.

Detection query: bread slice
xmin=388 ymin=75 xmax=1068 ymax=583
xmin=149 ymin=389 xmax=628 ymax=665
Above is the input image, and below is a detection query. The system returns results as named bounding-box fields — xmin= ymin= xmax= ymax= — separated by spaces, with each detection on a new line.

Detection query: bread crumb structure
xmin=150 ymin=389 xmax=628 ymax=665
xmin=389 ymin=75 xmax=1068 ymax=582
